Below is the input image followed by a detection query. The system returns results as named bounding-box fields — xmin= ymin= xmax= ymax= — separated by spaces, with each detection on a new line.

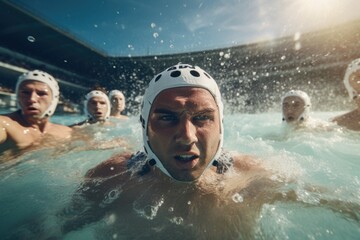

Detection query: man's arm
xmin=270 ymin=187 xmax=360 ymax=222
xmin=0 ymin=116 xmax=8 ymax=144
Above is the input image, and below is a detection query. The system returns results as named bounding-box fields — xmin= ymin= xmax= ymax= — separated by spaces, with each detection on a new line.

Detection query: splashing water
xmin=0 ymin=112 xmax=359 ymax=239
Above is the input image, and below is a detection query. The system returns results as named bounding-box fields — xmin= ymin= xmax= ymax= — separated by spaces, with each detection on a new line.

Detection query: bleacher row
xmin=2 ymin=13 xmax=360 ymax=114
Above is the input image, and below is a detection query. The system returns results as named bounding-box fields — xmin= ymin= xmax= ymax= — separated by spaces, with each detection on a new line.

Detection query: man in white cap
xmin=60 ymin=63 xmax=269 ymax=239
xmin=281 ymin=90 xmax=312 ymax=126
xmin=69 ymin=90 xmax=111 ymax=127
xmin=332 ymin=58 xmax=360 ymax=131
xmin=0 ymin=70 xmax=72 ymax=155
xmin=108 ymin=89 xmax=128 ymax=119
xmin=281 ymin=90 xmax=334 ymax=130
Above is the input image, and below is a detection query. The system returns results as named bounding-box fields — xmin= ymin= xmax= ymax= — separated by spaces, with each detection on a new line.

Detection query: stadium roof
xmin=0 ymin=0 xmax=108 ymax=81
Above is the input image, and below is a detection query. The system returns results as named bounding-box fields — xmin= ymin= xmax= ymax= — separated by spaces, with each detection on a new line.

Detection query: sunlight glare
xmin=300 ymin=0 xmax=342 ymax=23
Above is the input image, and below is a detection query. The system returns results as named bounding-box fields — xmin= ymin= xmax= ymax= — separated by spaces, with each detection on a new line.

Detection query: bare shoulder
xmin=232 ymin=153 xmax=264 ymax=171
xmin=331 ymin=110 xmax=355 ymax=123
xmin=331 ymin=110 xmax=360 ymax=130
xmin=0 ymin=112 xmax=20 ymax=124
xmin=49 ymin=122 xmax=72 ymax=137
xmin=85 ymin=152 xmax=133 ymax=178
xmin=53 ymin=123 xmax=72 ymax=131
xmin=0 ymin=113 xmax=24 ymax=141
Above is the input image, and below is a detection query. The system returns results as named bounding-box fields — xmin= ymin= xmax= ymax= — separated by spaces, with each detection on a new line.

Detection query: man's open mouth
xmin=27 ymin=106 xmax=39 ymax=112
xmin=174 ymin=155 xmax=199 ymax=162
xmin=287 ymin=116 xmax=295 ymax=121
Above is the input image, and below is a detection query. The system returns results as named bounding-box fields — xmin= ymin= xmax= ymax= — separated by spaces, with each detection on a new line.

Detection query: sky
xmin=8 ymin=0 xmax=360 ymax=57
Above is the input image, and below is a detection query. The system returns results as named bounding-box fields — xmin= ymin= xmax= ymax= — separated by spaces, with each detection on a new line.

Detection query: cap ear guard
xmin=140 ymin=63 xmax=224 ymax=181
xmin=84 ymin=90 xmax=111 ymax=120
xmin=16 ymin=70 xmax=59 ymax=118
xmin=343 ymin=58 xmax=360 ymax=100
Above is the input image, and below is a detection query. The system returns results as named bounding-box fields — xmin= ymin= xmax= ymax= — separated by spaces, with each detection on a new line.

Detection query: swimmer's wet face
xmin=147 ymin=87 xmax=221 ymax=182
xmin=87 ymin=96 xmax=109 ymax=121
xmin=282 ymin=96 xmax=306 ymax=123
xmin=111 ymin=94 xmax=125 ymax=112
xmin=18 ymin=80 xmax=53 ymax=119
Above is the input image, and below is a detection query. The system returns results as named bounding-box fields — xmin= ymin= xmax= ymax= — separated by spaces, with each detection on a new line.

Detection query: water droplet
xmin=232 ymin=193 xmax=243 ymax=203
xmin=27 ymin=36 xmax=35 ymax=42
xmin=294 ymin=42 xmax=301 ymax=51
xmin=293 ymin=32 xmax=301 ymax=41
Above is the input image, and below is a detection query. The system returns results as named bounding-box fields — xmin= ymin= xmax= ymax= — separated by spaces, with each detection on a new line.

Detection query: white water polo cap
xmin=140 ymin=63 xmax=224 ymax=180
xmin=84 ymin=90 xmax=111 ymax=120
xmin=282 ymin=90 xmax=311 ymax=122
xmin=343 ymin=58 xmax=360 ymax=100
xmin=108 ymin=90 xmax=125 ymax=101
xmin=16 ymin=70 xmax=60 ymax=118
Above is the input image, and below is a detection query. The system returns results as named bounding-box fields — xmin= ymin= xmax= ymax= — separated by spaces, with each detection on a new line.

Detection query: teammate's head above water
xmin=108 ymin=90 xmax=125 ymax=101
xmin=282 ymin=90 xmax=311 ymax=124
xmin=140 ymin=63 xmax=224 ymax=181
xmin=84 ymin=90 xmax=111 ymax=121
xmin=15 ymin=70 xmax=60 ymax=118
xmin=343 ymin=58 xmax=360 ymax=100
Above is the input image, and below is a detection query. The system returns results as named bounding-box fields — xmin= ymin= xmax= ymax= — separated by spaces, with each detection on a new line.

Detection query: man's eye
xmin=194 ymin=114 xmax=212 ymax=121
xmin=158 ymin=115 xmax=177 ymax=121
xmin=37 ymin=91 xmax=48 ymax=96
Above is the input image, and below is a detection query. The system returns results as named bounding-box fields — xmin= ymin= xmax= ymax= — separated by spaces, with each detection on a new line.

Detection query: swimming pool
xmin=0 ymin=112 xmax=359 ymax=239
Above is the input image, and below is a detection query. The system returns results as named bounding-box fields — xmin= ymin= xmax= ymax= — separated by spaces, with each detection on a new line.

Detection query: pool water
xmin=0 ymin=112 xmax=359 ymax=239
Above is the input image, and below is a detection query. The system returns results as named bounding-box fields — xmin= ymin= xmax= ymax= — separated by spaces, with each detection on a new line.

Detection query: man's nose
xmin=175 ymin=118 xmax=197 ymax=145
xmin=29 ymin=91 xmax=38 ymax=102
xmin=96 ymin=103 xmax=104 ymax=108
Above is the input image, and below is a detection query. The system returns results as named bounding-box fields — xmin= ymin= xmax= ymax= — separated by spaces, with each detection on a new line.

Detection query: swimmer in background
xmin=69 ymin=90 xmax=131 ymax=150
xmin=282 ymin=90 xmax=311 ymax=126
xmin=69 ymin=90 xmax=111 ymax=127
xmin=281 ymin=90 xmax=332 ymax=130
xmin=58 ymin=64 xmax=358 ymax=239
xmin=108 ymin=90 xmax=129 ymax=120
xmin=332 ymin=58 xmax=360 ymax=131
xmin=0 ymin=70 xmax=71 ymax=156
